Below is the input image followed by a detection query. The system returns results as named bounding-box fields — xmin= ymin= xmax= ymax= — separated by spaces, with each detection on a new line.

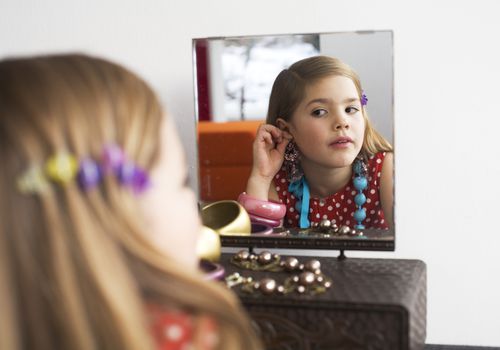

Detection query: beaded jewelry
xmin=284 ymin=141 xmax=302 ymax=183
xmin=226 ymin=250 xmax=332 ymax=295
xmin=287 ymin=158 xmax=369 ymax=230
xmin=352 ymin=157 xmax=368 ymax=230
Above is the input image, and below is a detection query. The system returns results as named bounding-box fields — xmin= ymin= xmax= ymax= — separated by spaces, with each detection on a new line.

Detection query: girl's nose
xmin=333 ymin=114 xmax=349 ymax=130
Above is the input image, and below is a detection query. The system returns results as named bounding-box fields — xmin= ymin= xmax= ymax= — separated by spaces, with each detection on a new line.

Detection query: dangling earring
xmin=284 ymin=141 xmax=303 ymax=183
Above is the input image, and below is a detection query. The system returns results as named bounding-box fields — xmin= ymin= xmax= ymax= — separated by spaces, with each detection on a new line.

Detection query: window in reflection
xmin=195 ymin=35 xmax=319 ymax=122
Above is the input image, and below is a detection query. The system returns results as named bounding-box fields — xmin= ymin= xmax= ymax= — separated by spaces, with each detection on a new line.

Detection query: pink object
xmin=251 ymin=223 xmax=273 ymax=235
xmin=248 ymin=213 xmax=281 ymax=228
xmin=238 ymin=192 xmax=286 ymax=220
xmin=199 ymin=260 xmax=225 ymax=281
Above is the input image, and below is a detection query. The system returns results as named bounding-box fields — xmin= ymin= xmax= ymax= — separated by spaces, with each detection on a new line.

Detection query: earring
xmin=284 ymin=141 xmax=303 ymax=183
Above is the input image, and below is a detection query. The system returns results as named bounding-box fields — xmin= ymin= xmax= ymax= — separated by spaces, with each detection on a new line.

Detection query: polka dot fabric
xmin=275 ymin=152 xmax=389 ymax=229
xmin=148 ymin=306 xmax=218 ymax=350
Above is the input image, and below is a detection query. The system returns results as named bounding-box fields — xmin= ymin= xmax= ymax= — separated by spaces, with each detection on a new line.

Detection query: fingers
xmin=257 ymin=124 xmax=292 ymax=146
xmin=276 ymin=136 xmax=290 ymax=155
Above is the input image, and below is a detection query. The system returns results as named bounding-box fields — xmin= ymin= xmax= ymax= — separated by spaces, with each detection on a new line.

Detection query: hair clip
xmin=45 ymin=153 xmax=78 ymax=184
xmin=102 ymin=144 xmax=125 ymax=173
xmin=17 ymin=165 xmax=49 ymax=194
xmin=77 ymin=158 xmax=102 ymax=190
xmin=17 ymin=145 xmax=150 ymax=195
xmin=361 ymin=91 xmax=368 ymax=106
xmin=118 ymin=161 xmax=150 ymax=194
xmin=130 ymin=166 xmax=150 ymax=194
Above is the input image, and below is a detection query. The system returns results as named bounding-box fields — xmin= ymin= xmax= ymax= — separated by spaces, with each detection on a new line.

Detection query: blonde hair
xmin=0 ymin=54 xmax=260 ymax=350
xmin=266 ymin=55 xmax=392 ymax=157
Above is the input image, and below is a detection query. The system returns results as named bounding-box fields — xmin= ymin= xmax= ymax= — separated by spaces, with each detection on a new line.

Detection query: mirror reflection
xmin=194 ymin=31 xmax=394 ymax=239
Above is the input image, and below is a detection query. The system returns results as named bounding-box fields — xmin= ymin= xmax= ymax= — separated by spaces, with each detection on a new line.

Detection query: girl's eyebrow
xmin=305 ymin=97 xmax=359 ymax=107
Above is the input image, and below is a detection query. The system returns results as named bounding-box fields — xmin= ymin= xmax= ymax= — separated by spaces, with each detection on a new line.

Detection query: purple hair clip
xmin=77 ymin=158 xmax=102 ymax=190
xmin=99 ymin=144 xmax=151 ymax=194
xmin=117 ymin=161 xmax=150 ymax=195
xmin=361 ymin=91 xmax=368 ymax=106
xmin=102 ymin=144 xmax=125 ymax=173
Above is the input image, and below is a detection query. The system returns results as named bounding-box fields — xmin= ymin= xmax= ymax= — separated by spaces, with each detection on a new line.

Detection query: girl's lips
xmin=329 ymin=137 xmax=353 ymax=148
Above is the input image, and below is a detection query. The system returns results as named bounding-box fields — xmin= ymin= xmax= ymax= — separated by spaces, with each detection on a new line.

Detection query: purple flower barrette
xmin=77 ymin=158 xmax=102 ymax=191
xmin=102 ymin=144 xmax=125 ymax=173
xmin=361 ymin=91 xmax=368 ymax=106
xmin=103 ymin=144 xmax=150 ymax=194
xmin=117 ymin=161 xmax=150 ymax=195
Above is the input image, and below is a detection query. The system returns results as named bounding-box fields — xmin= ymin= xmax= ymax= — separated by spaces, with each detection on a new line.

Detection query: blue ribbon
xmin=288 ymin=177 xmax=310 ymax=228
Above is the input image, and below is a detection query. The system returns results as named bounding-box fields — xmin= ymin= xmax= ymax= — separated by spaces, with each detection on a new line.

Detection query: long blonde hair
xmin=0 ymin=54 xmax=260 ymax=350
xmin=266 ymin=55 xmax=392 ymax=157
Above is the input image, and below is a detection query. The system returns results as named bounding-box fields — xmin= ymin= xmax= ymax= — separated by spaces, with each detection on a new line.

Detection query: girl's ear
xmin=276 ymin=118 xmax=290 ymax=132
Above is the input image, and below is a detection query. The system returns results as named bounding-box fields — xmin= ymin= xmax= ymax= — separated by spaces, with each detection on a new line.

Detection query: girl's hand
xmin=251 ymin=124 xmax=292 ymax=181
xmin=246 ymin=124 xmax=292 ymax=200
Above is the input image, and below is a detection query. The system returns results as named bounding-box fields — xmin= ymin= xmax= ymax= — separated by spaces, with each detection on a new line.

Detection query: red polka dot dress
xmin=149 ymin=306 xmax=218 ymax=350
xmin=274 ymin=152 xmax=389 ymax=229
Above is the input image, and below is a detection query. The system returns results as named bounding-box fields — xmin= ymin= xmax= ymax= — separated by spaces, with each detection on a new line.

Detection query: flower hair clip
xmin=17 ymin=145 xmax=150 ymax=195
xmin=361 ymin=91 xmax=368 ymax=106
xmin=17 ymin=165 xmax=50 ymax=194
xmin=102 ymin=144 xmax=150 ymax=194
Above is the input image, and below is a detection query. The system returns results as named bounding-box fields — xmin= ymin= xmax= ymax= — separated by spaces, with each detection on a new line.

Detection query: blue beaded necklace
xmin=288 ymin=157 xmax=368 ymax=229
xmin=352 ymin=157 xmax=368 ymax=230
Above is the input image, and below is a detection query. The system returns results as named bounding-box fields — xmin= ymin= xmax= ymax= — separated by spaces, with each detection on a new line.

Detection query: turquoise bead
xmin=353 ymin=208 xmax=366 ymax=222
xmin=353 ymin=176 xmax=368 ymax=191
xmin=354 ymin=193 xmax=366 ymax=206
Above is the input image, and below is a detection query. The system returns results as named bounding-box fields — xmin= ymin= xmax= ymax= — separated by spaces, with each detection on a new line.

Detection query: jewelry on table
xmin=311 ymin=220 xmax=365 ymax=239
xmin=226 ymin=250 xmax=332 ymax=295
xmin=230 ymin=250 xmax=281 ymax=272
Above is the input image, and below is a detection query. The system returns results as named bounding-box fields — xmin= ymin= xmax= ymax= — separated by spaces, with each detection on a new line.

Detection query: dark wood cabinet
xmin=221 ymin=254 xmax=426 ymax=350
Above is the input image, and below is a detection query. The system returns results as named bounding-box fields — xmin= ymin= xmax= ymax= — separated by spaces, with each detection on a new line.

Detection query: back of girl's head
xmin=266 ymin=55 xmax=392 ymax=156
xmin=0 ymin=54 xmax=260 ymax=350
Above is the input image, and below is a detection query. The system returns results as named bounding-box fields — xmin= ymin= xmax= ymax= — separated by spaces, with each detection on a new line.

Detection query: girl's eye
xmin=311 ymin=108 xmax=327 ymax=117
xmin=346 ymin=106 xmax=360 ymax=114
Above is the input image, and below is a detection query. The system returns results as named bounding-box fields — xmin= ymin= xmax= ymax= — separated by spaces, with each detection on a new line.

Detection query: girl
xmin=240 ymin=56 xmax=393 ymax=230
xmin=0 ymin=54 xmax=261 ymax=350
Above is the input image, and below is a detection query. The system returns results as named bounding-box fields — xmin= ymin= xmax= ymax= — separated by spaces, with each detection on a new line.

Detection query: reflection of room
xmin=195 ymin=31 xmax=394 ymax=203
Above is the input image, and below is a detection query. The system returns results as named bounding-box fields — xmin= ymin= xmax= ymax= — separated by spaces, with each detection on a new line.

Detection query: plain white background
xmin=1 ymin=0 xmax=499 ymax=346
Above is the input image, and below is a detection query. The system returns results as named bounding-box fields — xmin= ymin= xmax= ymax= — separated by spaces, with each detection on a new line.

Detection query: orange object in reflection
xmin=198 ymin=120 xmax=262 ymax=202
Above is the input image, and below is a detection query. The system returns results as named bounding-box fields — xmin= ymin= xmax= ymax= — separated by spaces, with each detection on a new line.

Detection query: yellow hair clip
xmin=45 ymin=153 xmax=78 ymax=184
xmin=17 ymin=166 xmax=49 ymax=194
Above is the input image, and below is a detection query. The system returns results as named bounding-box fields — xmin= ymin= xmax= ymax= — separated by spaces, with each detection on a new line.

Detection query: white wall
xmin=1 ymin=0 xmax=499 ymax=346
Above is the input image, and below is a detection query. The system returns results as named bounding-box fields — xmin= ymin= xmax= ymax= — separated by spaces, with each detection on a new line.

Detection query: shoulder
xmin=366 ymin=151 xmax=391 ymax=176
xmin=148 ymin=305 xmax=218 ymax=350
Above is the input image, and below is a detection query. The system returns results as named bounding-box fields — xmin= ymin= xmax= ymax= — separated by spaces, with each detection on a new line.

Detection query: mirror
xmin=193 ymin=31 xmax=394 ymax=250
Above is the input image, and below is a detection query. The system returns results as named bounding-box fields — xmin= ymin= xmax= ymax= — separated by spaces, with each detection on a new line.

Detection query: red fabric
xmin=275 ymin=152 xmax=389 ymax=229
xmin=148 ymin=306 xmax=218 ymax=350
